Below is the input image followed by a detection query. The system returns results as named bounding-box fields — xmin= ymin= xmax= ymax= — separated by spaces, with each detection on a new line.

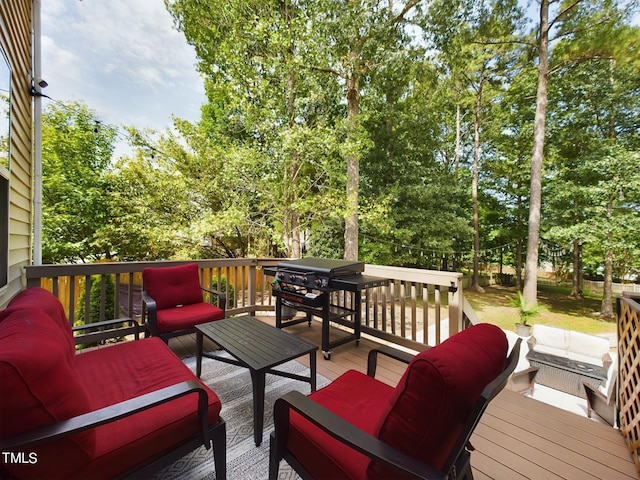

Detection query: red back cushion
xmin=367 ymin=323 xmax=507 ymax=478
xmin=142 ymin=263 xmax=204 ymax=310
xmin=0 ymin=308 xmax=95 ymax=479
xmin=6 ymin=287 xmax=74 ymax=354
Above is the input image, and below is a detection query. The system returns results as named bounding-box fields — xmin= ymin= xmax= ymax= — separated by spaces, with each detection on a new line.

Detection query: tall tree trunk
xmin=344 ymin=64 xmax=360 ymax=261
xmin=523 ymin=0 xmax=550 ymax=306
xmin=455 ymin=99 xmax=461 ymax=178
xmin=282 ymin=0 xmax=300 ymax=258
xmin=516 ymin=193 xmax=523 ymax=290
xmin=601 ymin=201 xmax=614 ymax=317
xmin=600 ymin=58 xmax=618 ymax=315
xmin=470 ymin=87 xmax=484 ymax=292
xmin=570 ymin=239 xmax=583 ymax=298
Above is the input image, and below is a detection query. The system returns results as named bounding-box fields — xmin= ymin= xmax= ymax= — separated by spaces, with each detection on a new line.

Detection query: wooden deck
xmin=168 ymin=316 xmax=638 ymax=480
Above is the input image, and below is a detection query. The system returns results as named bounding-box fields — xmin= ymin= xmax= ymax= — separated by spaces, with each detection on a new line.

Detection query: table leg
xmin=196 ymin=331 xmax=204 ymax=378
xmin=309 ymin=350 xmax=317 ymax=392
xmin=275 ymin=295 xmax=282 ymax=328
xmin=322 ymin=294 xmax=331 ymax=359
xmin=354 ymin=291 xmax=362 ymax=344
xmin=250 ymin=369 xmax=266 ymax=446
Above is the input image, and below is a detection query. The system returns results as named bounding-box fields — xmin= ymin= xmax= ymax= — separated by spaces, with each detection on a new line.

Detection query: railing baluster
xmin=411 ymin=282 xmax=417 ymax=341
xmin=400 ymin=282 xmax=406 ymax=340
xmin=435 ymin=285 xmax=441 ymax=344
xmin=422 ymin=284 xmax=429 ymax=345
xmin=84 ymin=275 xmax=91 ymax=324
xmin=68 ymin=276 xmax=75 ymax=325
xmin=390 ymin=281 xmax=396 ymax=335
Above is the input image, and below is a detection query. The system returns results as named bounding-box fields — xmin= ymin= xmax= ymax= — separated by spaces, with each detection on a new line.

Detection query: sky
xmin=41 ymin=0 xmax=206 ymax=149
xmin=40 ymin=0 xmax=638 ymax=157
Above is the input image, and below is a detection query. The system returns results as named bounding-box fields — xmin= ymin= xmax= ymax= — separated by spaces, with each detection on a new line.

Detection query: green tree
xmin=42 ymin=101 xmax=118 ymax=263
xmin=166 ymin=0 xmax=344 ymax=258
xmin=167 ymin=0 xmax=425 ymax=261
xmin=544 ymin=13 xmax=640 ymax=316
xmin=522 ymin=0 xmax=637 ymax=305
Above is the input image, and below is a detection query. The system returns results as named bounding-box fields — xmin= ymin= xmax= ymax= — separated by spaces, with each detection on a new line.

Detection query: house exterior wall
xmin=0 ymin=0 xmax=33 ymax=306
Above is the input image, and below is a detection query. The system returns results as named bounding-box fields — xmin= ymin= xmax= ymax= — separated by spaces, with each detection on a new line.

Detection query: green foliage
xmin=38 ymin=0 xmax=640 ymax=300
xmin=76 ymin=275 xmax=116 ymax=325
xmin=75 ymin=274 xmax=117 ymax=349
xmin=509 ymin=291 xmax=546 ymax=325
xmin=42 ymin=101 xmax=118 ymax=263
xmin=210 ymin=276 xmax=235 ymax=308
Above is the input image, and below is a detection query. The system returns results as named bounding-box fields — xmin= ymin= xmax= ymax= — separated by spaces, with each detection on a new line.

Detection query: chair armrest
xmin=273 ymin=391 xmax=445 ymax=480
xmin=583 ymin=381 xmax=607 ymax=403
xmin=141 ymin=291 xmax=159 ymax=336
xmin=201 ymin=287 xmax=227 ymax=313
xmin=0 ymin=380 xmax=212 ymax=451
xmin=141 ymin=290 xmax=156 ymax=311
xmin=583 ymin=381 xmax=617 ymax=426
xmin=508 ymin=366 xmax=538 ymax=394
xmin=72 ymin=318 xmax=140 ymax=344
xmin=367 ymin=345 xmax=415 ymax=377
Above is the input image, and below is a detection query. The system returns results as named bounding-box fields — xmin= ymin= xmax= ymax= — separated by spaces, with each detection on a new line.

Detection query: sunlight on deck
xmin=169 ymin=316 xmax=638 ymax=480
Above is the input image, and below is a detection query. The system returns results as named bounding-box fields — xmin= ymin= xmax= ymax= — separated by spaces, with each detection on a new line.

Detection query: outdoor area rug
xmin=153 ymin=351 xmax=331 ymax=480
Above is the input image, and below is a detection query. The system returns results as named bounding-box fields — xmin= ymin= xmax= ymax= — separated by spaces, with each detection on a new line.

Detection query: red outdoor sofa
xmin=0 ymin=287 xmax=226 ymax=479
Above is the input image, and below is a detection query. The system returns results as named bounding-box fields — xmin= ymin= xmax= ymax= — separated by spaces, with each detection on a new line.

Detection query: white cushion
xmin=566 ymin=330 xmax=610 ymax=359
xmin=565 ymin=351 xmax=605 ymax=367
xmin=531 ymin=344 xmax=567 ymax=358
xmin=531 ymin=325 xmax=569 ymax=350
xmin=603 ymin=355 xmax=618 ymax=400
xmin=530 ymin=325 xmax=610 ymax=366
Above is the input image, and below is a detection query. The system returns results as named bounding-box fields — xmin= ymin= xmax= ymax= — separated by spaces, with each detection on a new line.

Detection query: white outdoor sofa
xmin=526 ymin=324 xmax=612 ymax=398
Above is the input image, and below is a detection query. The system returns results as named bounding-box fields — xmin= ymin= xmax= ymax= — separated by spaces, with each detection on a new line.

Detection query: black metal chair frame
xmin=269 ymin=338 xmax=521 ymax=480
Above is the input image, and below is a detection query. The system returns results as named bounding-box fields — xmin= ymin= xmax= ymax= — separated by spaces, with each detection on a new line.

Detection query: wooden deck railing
xmin=24 ymin=258 xmax=465 ymax=349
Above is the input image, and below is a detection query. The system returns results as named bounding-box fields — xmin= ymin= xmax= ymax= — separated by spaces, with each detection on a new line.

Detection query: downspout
xmin=32 ymin=0 xmax=42 ymax=265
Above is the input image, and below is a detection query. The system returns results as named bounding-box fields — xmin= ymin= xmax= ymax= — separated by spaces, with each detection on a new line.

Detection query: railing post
xmin=448 ymin=279 xmax=463 ymax=338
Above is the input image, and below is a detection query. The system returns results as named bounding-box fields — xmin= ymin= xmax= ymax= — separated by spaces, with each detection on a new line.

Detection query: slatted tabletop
xmin=197 ymin=315 xmax=317 ymax=371
xmin=196 ymin=315 xmax=318 ymax=446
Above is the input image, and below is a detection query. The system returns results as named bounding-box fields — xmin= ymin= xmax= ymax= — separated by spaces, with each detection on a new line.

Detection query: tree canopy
xmin=41 ymin=0 xmax=640 ymax=316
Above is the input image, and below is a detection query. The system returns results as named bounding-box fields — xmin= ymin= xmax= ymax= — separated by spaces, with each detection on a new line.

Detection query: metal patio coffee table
xmin=196 ymin=315 xmax=317 ymax=446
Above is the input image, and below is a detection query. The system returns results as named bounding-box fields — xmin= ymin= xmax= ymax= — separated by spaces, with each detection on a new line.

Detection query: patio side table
xmin=196 ymin=315 xmax=317 ymax=446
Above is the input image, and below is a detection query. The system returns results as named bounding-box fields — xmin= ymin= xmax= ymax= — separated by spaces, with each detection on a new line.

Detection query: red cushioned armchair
xmin=142 ymin=263 xmax=226 ymax=376
xmin=269 ymin=323 xmax=520 ymax=480
xmin=0 ymin=288 xmax=226 ymax=480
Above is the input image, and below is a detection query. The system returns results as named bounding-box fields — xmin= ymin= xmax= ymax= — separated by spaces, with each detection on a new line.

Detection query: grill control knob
xmin=301 ymin=276 xmax=308 ymax=284
xmin=314 ymin=279 xmax=323 ymax=287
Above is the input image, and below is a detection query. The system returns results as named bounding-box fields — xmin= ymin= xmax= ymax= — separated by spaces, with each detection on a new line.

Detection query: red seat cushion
xmin=288 ymin=370 xmax=395 ymax=479
xmin=143 ymin=263 xmax=205 ymax=310
xmin=5 ymin=287 xmax=75 ymax=354
xmin=71 ymin=337 xmax=222 ymax=479
xmin=156 ymin=302 xmax=225 ymax=333
xmin=367 ymin=323 xmax=508 ymax=478
xmin=0 ymin=308 xmax=95 ymax=480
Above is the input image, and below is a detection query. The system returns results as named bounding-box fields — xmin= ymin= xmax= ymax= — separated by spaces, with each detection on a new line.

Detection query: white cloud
xmin=41 ymin=0 xmax=205 ymax=137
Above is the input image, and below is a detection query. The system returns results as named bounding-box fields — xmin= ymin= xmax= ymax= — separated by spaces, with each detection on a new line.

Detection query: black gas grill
xmin=264 ymin=258 xmax=389 ymax=359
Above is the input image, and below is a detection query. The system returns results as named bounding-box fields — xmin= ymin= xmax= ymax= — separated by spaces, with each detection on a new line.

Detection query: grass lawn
xmin=465 ymin=284 xmax=618 ymax=336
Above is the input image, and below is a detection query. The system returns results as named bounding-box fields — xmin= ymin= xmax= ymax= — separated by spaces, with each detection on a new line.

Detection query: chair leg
xmin=196 ymin=331 xmax=204 ymax=378
xmin=268 ymin=434 xmax=280 ymax=480
xmin=211 ymin=419 xmax=227 ymax=480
